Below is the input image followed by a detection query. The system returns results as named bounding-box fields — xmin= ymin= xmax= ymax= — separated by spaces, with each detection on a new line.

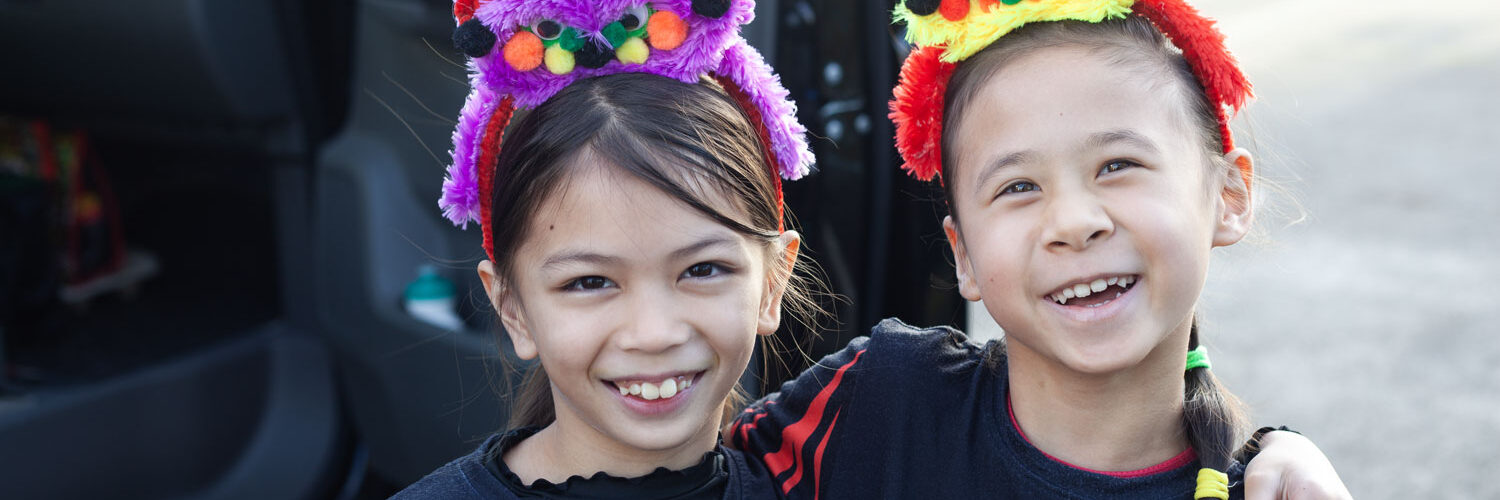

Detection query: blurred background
xmin=0 ymin=0 xmax=1493 ymax=498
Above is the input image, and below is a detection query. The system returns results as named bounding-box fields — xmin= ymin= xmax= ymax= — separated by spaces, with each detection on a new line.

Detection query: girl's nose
xmin=1041 ymin=189 xmax=1114 ymax=252
xmin=615 ymin=288 xmax=692 ymax=353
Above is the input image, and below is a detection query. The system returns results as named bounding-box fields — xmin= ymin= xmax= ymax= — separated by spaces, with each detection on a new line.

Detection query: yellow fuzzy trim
xmin=895 ymin=0 xmax=1135 ymax=62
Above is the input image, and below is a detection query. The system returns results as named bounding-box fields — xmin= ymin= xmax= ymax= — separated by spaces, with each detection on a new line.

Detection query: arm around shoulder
xmin=728 ymin=336 xmax=870 ymax=455
xmin=1241 ymin=430 xmax=1353 ymax=500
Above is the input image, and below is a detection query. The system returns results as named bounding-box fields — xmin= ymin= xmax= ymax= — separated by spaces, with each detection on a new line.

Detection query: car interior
xmin=0 ymin=0 xmax=966 ymax=497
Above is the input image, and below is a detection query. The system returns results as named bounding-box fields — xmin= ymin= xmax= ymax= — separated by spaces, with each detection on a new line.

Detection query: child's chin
xmin=1054 ymin=339 xmax=1155 ymax=375
xmin=1061 ymin=355 xmax=1140 ymax=376
xmin=610 ymin=416 xmax=713 ymax=453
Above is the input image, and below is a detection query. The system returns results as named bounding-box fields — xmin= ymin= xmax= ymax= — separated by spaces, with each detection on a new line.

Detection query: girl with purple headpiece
xmin=399 ymin=1 xmax=819 ymax=498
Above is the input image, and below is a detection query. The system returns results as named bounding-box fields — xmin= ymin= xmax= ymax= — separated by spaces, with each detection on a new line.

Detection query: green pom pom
xmin=602 ymin=21 xmax=628 ymax=49
xmin=557 ymin=27 xmax=584 ymax=52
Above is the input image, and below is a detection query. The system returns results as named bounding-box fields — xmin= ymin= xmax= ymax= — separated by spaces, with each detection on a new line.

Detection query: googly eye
xmin=534 ymin=20 xmax=563 ymax=41
xmin=619 ymin=6 xmax=650 ymax=32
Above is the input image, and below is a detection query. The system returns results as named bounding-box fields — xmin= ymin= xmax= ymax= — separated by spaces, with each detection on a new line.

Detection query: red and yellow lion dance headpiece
xmin=889 ymin=0 xmax=1252 ymax=189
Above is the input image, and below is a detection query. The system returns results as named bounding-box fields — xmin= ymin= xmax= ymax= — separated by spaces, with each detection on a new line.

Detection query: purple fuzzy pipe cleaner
xmin=438 ymin=0 xmax=814 ymax=257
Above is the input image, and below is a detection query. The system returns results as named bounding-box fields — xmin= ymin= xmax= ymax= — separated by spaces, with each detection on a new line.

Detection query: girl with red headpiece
xmin=729 ymin=1 xmax=1352 ymax=499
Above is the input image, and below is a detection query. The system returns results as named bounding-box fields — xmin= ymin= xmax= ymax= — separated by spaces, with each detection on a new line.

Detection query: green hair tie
xmin=1186 ymin=346 xmax=1212 ymax=371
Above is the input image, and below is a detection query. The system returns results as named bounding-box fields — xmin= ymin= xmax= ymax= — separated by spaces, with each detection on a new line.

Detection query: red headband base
xmin=478 ymin=96 xmax=515 ymax=261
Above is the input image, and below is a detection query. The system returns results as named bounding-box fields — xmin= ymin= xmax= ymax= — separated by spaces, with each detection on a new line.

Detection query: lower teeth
xmin=1083 ymin=291 xmax=1124 ymax=308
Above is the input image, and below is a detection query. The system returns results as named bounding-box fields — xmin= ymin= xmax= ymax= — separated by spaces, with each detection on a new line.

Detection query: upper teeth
xmin=1051 ymin=275 xmax=1134 ymax=305
xmin=614 ymin=375 xmax=692 ymax=401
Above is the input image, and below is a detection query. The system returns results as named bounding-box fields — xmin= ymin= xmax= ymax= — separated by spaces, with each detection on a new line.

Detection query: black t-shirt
xmin=395 ymin=427 xmax=776 ymax=499
xmin=729 ymin=318 xmax=1244 ymax=499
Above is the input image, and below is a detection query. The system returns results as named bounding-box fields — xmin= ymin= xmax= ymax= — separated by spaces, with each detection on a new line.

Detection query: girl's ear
xmin=943 ymin=216 xmax=983 ymax=302
xmin=478 ymin=260 xmax=538 ymax=360
xmin=757 ymin=230 xmax=801 ymax=336
xmin=1213 ymin=148 xmax=1256 ymax=248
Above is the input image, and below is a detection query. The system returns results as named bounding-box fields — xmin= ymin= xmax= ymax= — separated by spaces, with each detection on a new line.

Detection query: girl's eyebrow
xmin=540 ymin=236 xmax=739 ymax=271
xmin=971 ymin=129 xmax=1159 ymax=198
xmin=974 ymin=150 xmax=1038 ymax=198
xmin=541 ymin=251 xmax=621 ymax=271
xmin=1086 ymin=129 xmax=1160 ymax=154
xmin=669 ymin=236 xmax=739 ymax=260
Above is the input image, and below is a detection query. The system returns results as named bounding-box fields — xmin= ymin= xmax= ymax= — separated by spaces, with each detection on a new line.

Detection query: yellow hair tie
xmin=1194 ymin=467 xmax=1230 ymax=500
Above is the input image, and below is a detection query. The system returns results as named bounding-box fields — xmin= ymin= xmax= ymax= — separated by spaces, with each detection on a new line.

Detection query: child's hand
xmin=1243 ymin=431 xmax=1353 ymax=500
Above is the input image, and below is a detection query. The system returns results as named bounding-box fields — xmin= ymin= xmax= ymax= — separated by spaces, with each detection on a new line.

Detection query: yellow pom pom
xmin=544 ymin=45 xmax=575 ymax=75
xmin=616 ymin=37 xmax=649 ymax=65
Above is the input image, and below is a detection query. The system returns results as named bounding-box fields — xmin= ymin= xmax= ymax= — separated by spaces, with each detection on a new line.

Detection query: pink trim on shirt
xmin=1006 ymin=393 xmax=1196 ymax=479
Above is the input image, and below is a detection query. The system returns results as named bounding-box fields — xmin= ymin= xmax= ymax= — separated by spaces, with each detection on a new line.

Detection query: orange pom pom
xmin=647 ymin=11 xmax=688 ymax=50
xmin=939 ymin=0 xmax=969 ymax=20
xmin=503 ymin=31 xmax=544 ymax=71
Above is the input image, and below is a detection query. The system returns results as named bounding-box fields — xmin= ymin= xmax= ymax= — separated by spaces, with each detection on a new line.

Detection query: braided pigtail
xmin=1183 ymin=319 xmax=1248 ymax=499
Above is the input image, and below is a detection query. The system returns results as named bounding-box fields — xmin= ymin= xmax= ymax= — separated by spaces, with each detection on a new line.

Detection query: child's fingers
xmin=1244 ymin=470 xmax=1354 ymax=500
xmin=1286 ymin=482 xmax=1355 ymax=500
xmin=1243 ymin=431 xmax=1354 ymax=500
xmin=1241 ymin=467 xmax=1282 ymax=500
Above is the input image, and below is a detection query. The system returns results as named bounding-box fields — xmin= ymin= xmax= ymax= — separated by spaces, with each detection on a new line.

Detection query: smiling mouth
xmin=1047 ymin=275 xmax=1138 ymax=308
xmin=606 ymin=373 xmax=700 ymax=401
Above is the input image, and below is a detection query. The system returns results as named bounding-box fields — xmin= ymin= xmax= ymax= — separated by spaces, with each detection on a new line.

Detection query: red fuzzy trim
xmin=454 ymin=0 xmax=479 ymax=23
xmin=889 ymin=45 xmax=956 ymax=182
xmin=712 ymin=74 xmax=786 ymax=230
xmin=478 ymin=95 xmax=515 ymax=261
xmin=1132 ymin=0 xmax=1252 ymax=155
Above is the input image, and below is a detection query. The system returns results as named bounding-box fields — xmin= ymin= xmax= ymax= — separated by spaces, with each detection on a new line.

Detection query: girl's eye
xmin=619 ymin=6 xmax=649 ymax=31
xmin=1100 ymin=160 xmax=1139 ymax=176
xmin=564 ymin=276 xmax=612 ymax=291
xmin=998 ymin=181 xmax=1038 ymax=198
xmin=534 ymin=20 xmax=563 ymax=40
xmin=683 ymin=262 xmax=721 ymax=279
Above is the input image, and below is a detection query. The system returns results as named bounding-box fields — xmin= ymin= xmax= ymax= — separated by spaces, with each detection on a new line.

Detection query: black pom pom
xmin=575 ymin=42 xmax=614 ymax=69
xmin=691 ymin=0 xmax=731 ymax=18
xmin=453 ymin=18 xmax=497 ymax=58
xmin=905 ymin=0 xmax=940 ymax=16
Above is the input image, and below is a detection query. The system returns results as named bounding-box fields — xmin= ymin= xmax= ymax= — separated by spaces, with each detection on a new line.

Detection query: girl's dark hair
xmin=944 ymin=17 xmax=1249 ymax=472
xmin=486 ymin=72 xmax=825 ymax=430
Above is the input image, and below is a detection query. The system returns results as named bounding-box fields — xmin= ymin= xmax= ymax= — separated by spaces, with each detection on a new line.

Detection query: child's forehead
xmin=948 ymin=50 xmax=1197 ymax=171
xmin=523 ymin=164 xmax=762 ymax=261
xmin=992 ymin=45 xmax=1156 ymax=89
xmin=545 ymin=152 xmax=757 ymax=225
xmin=969 ymin=47 xmax=1187 ymax=130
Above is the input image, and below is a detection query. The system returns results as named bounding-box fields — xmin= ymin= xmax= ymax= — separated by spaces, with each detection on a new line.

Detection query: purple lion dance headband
xmin=438 ymin=0 xmax=814 ymax=259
